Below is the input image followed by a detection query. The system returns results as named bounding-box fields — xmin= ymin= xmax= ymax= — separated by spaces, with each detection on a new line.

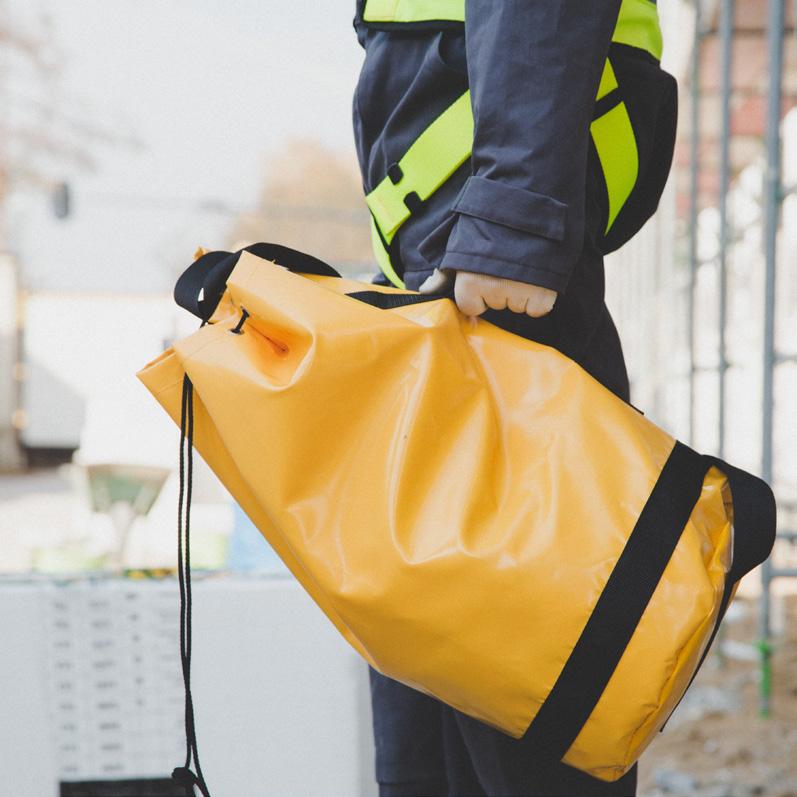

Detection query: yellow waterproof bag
xmin=138 ymin=244 xmax=775 ymax=782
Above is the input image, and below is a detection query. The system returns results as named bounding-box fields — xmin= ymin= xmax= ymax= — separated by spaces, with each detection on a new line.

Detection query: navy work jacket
xmin=352 ymin=1 xmax=664 ymax=294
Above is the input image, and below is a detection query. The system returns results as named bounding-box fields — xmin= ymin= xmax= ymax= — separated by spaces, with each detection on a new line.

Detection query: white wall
xmin=19 ymin=293 xmax=182 ymax=457
xmin=0 ymin=575 xmax=378 ymax=797
xmin=0 ymin=255 xmax=21 ymax=468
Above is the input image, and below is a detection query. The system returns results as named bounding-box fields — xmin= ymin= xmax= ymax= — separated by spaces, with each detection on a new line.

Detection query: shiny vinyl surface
xmin=138 ymin=253 xmax=733 ymax=781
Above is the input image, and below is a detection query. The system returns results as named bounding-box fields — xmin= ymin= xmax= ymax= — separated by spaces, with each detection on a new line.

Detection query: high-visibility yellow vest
xmin=361 ymin=0 xmax=663 ymax=288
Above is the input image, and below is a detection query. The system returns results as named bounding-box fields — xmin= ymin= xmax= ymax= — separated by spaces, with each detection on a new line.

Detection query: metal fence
xmin=607 ymin=0 xmax=797 ymax=716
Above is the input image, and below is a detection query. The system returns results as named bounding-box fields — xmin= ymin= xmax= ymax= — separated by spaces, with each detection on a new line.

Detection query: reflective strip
xmin=370 ymin=216 xmax=406 ymax=289
xmin=596 ymin=59 xmax=619 ymax=101
xmin=362 ymin=0 xmax=661 ymax=59
xmin=363 ymin=0 xmax=464 ymax=22
xmin=590 ymin=100 xmax=639 ymax=232
xmin=613 ymin=0 xmax=663 ymax=61
xmin=366 ymin=90 xmax=473 ymax=240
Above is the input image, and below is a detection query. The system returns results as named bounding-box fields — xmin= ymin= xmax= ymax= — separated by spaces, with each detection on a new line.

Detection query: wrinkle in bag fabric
xmin=137 ymin=247 xmax=775 ymax=782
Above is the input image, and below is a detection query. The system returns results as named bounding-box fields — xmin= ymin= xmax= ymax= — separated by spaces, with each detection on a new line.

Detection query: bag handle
xmin=706 ymin=456 xmax=776 ymax=584
xmin=345 ymin=287 xmax=455 ymax=309
xmin=174 ymin=243 xmax=341 ymax=322
xmin=173 ymin=241 xmax=462 ymax=322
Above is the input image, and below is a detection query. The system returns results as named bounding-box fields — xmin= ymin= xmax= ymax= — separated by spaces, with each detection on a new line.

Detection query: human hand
xmin=418 ymin=268 xmax=557 ymax=318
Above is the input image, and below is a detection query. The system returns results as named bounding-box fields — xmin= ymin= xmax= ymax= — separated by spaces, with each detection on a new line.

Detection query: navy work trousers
xmin=369 ymin=667 xmax=638 ymax=797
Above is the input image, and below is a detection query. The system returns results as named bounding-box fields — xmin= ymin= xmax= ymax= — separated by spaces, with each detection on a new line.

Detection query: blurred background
xmin=0 ymin=1 xmax=794 ymax=795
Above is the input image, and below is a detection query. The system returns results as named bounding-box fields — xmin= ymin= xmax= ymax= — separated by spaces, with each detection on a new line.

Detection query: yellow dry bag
xmin=138 ymin=244 xmax=775 ymax=783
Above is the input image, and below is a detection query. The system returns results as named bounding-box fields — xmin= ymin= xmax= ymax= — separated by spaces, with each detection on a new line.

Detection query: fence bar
xmin=718 ymin=0 xmax=733 ymax=459
xmin=759 ymin=0 xmax=785 ymax=719
xmin=771 ymin=569 xmax=797 ymax=579
xmin=687 ymin=0 xmax=702 ymax=445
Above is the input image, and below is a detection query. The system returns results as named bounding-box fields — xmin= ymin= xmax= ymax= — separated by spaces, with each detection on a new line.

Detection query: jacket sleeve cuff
xmin=436 ymin=176 xmax=577 ymax=294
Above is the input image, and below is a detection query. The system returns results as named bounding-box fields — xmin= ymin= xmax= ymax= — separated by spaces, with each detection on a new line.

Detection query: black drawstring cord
xmin=172 ymin=310 xmax=247 ymax=795
xmin=230 ymin=306 xmax=249 ymax=334
xmin=174 ymin=374 xmax=211 ymax=797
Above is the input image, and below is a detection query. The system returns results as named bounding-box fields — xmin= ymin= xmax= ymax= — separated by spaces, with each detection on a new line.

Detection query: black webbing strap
xmin=172 ymin=239 xmax=459 ymax=323
xmin=520 ymin=442 xmax=707 ymax=761
xmin=174 ymin=243 xmax=341 ymax=322
xmin=521 ymin=442 xmax=776 ymax=764
xmin=705 ymin=456 xmax=777 ymax=585
xmin=659 ymin=456 xmax=776 ymax=730
xmin=346 ymin=287 xmax=455 ymax=309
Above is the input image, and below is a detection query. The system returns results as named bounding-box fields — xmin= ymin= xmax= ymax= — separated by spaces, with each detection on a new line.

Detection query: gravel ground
xmin=638 ymin=596 xmax=797 ymax=797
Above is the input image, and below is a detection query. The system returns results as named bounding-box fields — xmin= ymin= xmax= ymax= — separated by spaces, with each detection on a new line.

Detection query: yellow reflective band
xmin=363 ymin=0 xmax=464 ymax=23
xmin=366 ymin=90 xmax=473 ymax=240
xmin=370 ymin=216 xmax=406 ymax=289
xmin=362 ymin=0 xmax=661 ymax=60
xmin=613 ymin=0 xmax=663 ymax=61
xmin=590 ymin=100 xmax=639 ymax=232
xmin=596 ymin=59 xmax=619 ymax=101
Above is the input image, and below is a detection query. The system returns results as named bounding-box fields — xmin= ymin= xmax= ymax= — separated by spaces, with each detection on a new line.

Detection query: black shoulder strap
xmin=706 ymin=456 xmax=777 ymax=583
xmin=346 ymin=287 xmax=455 ymax=309
xmin=658 ymin=456 xmax=776 ymax=730
xmin=521 ymin=443 xmax=775 ymax=764
xmin=174 ymin=243 xmax=340 ymax=322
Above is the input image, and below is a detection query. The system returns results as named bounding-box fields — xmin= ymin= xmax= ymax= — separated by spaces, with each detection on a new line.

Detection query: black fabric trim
xmin=403 ymin=191 xmax=424 ymax=214
xmin=387 ymin=230 xmax=406 ymax=284
xmin=599 ymin=54 xmax=678 ymax=254
xmin=588 ymin=137 xmax=611 ymax=242
xmin=707 ymin=456 xmax=777 ymax=583
xmin=593 ymin=89 xmax=622 ymax=121
xmin=387 ymin=162 xmax=404 ymax=184
xmin=608 ymin=40 xmax=661 ymax=67
xmin=660 ymin=456 xmax=776 ymax=730
xmin=368 ymin=211 xmax=407 ymax=285
xmin=520 ymin=442 xmax=710 ymax=763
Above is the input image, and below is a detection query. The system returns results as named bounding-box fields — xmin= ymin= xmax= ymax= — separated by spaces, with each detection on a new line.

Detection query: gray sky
xmin=8 ymin=0 xmax=365 ymax=293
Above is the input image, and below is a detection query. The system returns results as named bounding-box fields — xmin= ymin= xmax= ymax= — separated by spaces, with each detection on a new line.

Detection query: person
xmin=351 ymin=1 xmax=678 ymax=795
